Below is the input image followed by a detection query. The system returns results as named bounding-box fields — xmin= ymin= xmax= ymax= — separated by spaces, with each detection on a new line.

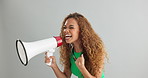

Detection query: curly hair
xmin=60 ymin=12 xmax=107 ymax=76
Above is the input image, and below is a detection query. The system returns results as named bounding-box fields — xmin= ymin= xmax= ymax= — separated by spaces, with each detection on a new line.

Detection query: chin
xmin=66 ymin=41 xmax=72 ymax=44
xmin=66 ymin=40 xmax=74 ymax=44
xmin=65 ymin=38 xmax=73 ymax=43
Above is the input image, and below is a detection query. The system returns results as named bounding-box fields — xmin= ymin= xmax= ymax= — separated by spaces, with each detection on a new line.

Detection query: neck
xmin=72 ymin=40 xmax=83 ymax=53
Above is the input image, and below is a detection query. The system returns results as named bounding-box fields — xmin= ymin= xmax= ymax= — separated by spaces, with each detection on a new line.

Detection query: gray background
xmin=0 ymin=0 xmax=148 ymax=78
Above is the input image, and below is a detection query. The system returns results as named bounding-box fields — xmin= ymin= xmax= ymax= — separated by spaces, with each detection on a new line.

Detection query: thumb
xmin=81 ymin=54 xmax=83 ymax=57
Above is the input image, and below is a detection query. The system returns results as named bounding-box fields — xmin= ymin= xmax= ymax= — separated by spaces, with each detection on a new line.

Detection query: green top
xmin=70 ymin=49 xmax=105 ymax=78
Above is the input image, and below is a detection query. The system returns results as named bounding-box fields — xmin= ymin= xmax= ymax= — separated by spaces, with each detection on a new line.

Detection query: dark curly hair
xmin=60 ymin=12 xmax=107 ymax=76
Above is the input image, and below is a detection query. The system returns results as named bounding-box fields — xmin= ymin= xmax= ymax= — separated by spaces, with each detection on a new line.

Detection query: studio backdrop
xmin=0 ymin=0 xmax=148 ymax=78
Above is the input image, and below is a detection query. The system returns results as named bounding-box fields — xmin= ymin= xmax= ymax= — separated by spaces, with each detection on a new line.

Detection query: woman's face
xmin=63 ymin=18 xmax=80 ymax=44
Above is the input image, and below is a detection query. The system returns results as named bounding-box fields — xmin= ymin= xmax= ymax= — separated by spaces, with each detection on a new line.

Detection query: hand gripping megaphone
xmin=16 ymin=36 xmax=62 ymax=66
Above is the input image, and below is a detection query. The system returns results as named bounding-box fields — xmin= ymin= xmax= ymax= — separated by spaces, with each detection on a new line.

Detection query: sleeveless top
xmin=70 ymin=48 xmax=105 ymax=78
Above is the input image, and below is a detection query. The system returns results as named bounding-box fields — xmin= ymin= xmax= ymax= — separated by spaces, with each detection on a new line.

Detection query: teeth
xmin=65 ymin=35 xmax=72 ymax=37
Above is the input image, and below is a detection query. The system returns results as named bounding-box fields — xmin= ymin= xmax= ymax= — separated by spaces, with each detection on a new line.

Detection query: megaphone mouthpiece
xmin=53 ymin=36 xmax=62 ymax=47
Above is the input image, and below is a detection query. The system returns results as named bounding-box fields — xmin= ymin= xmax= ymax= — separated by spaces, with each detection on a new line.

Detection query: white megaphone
xmin=16 ymin=36 xmax=62 ymax=66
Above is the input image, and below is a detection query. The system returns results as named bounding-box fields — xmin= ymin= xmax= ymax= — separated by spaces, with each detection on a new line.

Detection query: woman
xmin=45 ymin=13 xmax=107 ymax=78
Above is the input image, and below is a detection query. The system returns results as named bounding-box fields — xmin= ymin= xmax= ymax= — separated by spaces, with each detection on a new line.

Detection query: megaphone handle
xmin=46 ymin=49 xmax=55 ymax=66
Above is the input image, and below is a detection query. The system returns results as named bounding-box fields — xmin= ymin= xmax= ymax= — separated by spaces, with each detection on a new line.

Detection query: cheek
xmin=72 ymin=30 xmax=80 ymax=39
xmin=76 ymin=31 xmax=80 ymax=38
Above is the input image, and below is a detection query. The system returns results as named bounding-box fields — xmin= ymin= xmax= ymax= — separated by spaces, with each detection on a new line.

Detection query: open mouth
xmin=65 ymin=35 xmax=72 ymax=40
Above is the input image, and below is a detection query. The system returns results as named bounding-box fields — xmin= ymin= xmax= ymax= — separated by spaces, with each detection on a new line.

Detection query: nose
xmin=64 ymin=28 xmax=69 ymax=34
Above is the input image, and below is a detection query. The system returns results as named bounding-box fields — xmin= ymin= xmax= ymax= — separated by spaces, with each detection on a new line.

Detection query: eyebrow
xmin=63 ymin=25 xmax=74 ymax=27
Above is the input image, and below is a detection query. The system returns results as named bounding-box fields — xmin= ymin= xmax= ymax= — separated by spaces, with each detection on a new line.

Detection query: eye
xmin=69 ymin=27 xmax=74 ymax=29
xmin=63 ymin=26 xmax=66 ymax=29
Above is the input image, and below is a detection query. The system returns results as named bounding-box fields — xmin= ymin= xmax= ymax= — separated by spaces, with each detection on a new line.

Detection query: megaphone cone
xmin=16 ymin=36 xmax=62 ymax=66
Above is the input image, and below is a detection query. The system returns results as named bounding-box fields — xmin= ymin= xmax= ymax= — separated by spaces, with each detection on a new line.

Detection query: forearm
xmin=51 ymin=64 xmax=67 ymax=78
xmin=78 ymin=66 xmax=97 ymax=78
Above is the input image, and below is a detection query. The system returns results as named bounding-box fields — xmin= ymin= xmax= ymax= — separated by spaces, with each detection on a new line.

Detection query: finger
xmin=81 ymin=54 xmax=83 ymax=57
xmin=45 ymin=55 xmax=49 ymax=59
xmin=45 ymin=52 xmax=47 ymax=55
xmin=45 ymin=59 xmax=50 ymax=63
xmin=45 ymin=57 xmax=52 ymax=63
xmin=45 ymin=55 xmax=52 ymax=60
xmin=49 ymin=56 xmax=54 ymax=58
xmin=45 ymin=56 xmax=49 ymax=59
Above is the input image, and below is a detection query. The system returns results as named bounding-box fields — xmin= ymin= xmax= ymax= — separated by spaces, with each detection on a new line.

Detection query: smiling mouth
xmin=65 ymin=35 xmax=72 ymax=40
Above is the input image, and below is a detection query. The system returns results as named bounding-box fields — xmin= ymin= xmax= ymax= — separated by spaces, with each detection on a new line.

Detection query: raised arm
xmin=75 ymin=54 xmax=104 ymax=78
